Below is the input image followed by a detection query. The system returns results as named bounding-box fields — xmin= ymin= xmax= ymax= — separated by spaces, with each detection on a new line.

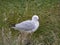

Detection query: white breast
xmin=30 ymin=21 xmax=39 ymax=33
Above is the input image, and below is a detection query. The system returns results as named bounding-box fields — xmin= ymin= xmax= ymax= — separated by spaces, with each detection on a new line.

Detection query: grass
xmin=0 ymin=0 xmax=60 ymax=45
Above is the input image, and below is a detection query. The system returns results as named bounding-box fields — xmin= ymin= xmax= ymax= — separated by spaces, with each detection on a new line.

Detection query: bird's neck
xmin=32 ymin=19 xmax=38 ymax=22
xmin=32 ymin=20 xmax=38 ymax=24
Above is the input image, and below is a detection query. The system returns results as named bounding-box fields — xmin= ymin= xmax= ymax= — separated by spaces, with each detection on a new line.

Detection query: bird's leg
xmin=20 ymin=31 xmax=27 ymax=45
xmin=22 ymin=32 xmax=28 ymax=45
xmin=23 ymin=32 xmax=33 ymax=45
xmin=20 ymin=31 xmax=23 ymax=45
xmin=20 ymin=32 xmax=33 ymax=45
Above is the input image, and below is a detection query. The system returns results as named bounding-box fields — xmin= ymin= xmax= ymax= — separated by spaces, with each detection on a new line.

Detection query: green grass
xmin=0 ymin=0 xmax=60 ymax=45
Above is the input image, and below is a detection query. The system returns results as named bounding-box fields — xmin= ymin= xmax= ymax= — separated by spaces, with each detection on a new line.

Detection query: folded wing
xmin=15 ymin=21 xmax=35 ymax=31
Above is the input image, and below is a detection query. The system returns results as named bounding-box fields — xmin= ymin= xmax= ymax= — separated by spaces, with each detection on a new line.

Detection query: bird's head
xmin=32 ymin=15 xmax=39 ymax=21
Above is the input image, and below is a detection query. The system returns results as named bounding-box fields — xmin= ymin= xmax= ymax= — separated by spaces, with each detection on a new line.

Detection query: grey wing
xmin=15 ymin=21 xmax=35 ymax=31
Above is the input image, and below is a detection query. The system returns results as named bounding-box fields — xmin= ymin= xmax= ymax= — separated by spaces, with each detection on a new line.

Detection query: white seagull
xmin=12 ymin=15 xmax=39 ymax=33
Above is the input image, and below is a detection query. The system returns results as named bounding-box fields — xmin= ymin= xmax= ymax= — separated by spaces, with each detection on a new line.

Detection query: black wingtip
xmin=11 ymin=24 xmax=15 ymax=27
xmin=9 ymin=23 xmax=15 ymax=28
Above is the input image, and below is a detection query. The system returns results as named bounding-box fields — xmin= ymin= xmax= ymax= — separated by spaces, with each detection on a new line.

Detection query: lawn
xmin=0 ymin=0 xmax=60 ymax=45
